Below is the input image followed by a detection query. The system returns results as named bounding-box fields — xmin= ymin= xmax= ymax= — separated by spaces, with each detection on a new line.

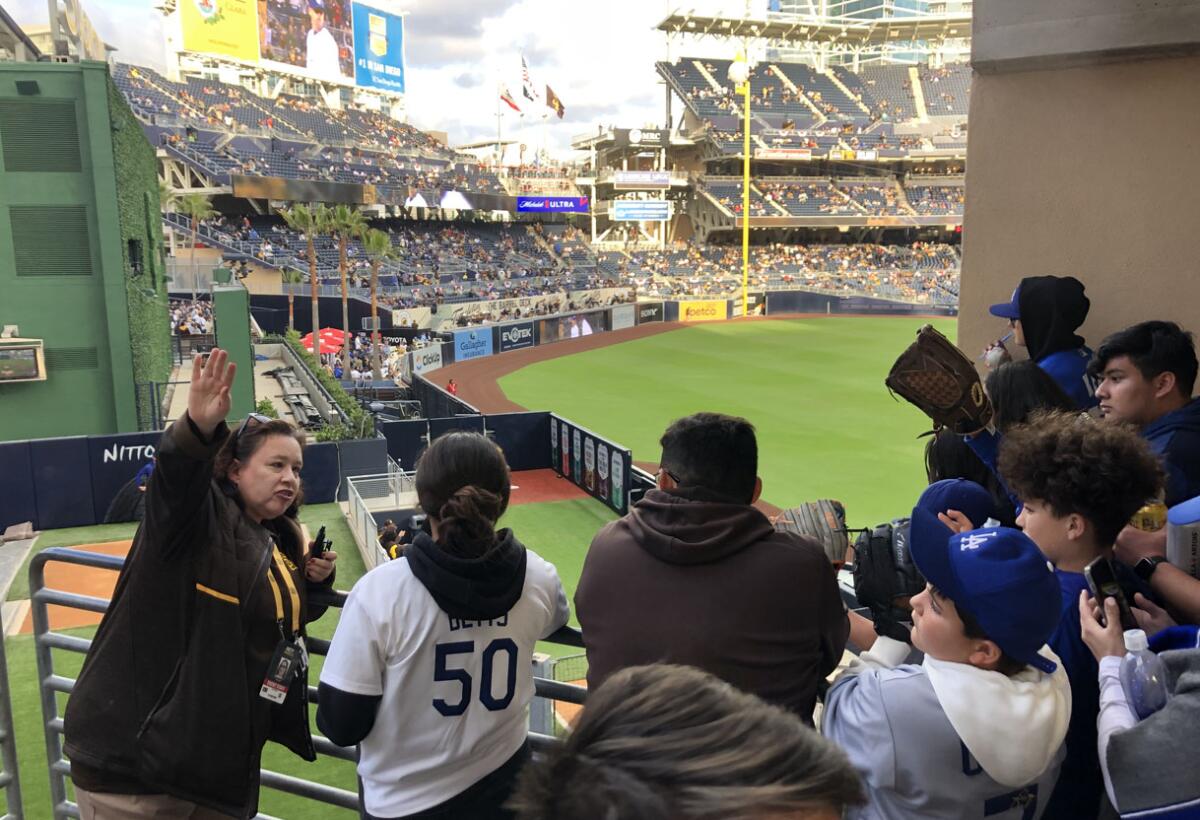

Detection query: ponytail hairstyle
xmin=415 ymin=432 xmax=511 ymax=558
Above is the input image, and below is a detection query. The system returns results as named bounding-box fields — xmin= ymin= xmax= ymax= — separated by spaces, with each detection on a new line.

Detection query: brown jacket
xmin=64 ymin=418 xmax=331 ymax=818
xmin=575 ymin=487 xmax=848 ymax=723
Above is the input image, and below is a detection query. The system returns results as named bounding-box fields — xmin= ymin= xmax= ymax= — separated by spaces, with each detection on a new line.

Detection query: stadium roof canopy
xmin=655 ymin=10 xmax=971 ymax=48
xmin=0 ymin=4 xmax=42 ymax=61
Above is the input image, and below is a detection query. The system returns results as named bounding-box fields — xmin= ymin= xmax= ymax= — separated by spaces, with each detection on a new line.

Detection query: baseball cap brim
xmin=988 ymin=300 xmax=1020 ymax=319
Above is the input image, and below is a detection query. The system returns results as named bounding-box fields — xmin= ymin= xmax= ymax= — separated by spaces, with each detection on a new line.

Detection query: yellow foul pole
xmin=740 ymin=73 xmax=751 ymax=316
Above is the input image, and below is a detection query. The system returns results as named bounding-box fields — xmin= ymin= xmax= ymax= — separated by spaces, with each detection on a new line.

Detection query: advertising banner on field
xmin=637 ymin=302 xmax=664 ymax=324
xmin=551 ymin=414 xmax=631 ymax=515
xmin=181 ymin=0 xmax=260 ymax=62
xmin=755 ymin=147 xmax=812 ymax=161
xmin=411 ymin=345 xmax=442 ymax=375
xmin=516 ymin=196 xmax=590 ymax=214
xmin=611 ymin=200 xmax=671 ymax=222
xmin=613 ymin=170 xmax=670 ymax=189
xmin=678 ymin=300 xmax=728 ymax=323
xmin=452 ymin=328 xmax=493 ymax=362
xmin=498 ymin=321 xmax=535 ymax=352
xmin=610 ymin=304 xmax=636 ymax=330
xmin=351 ymin=2 xmax=405 ymax=93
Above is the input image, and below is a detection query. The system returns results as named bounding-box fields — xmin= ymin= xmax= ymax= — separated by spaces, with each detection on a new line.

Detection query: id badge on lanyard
xmin=259 ymin=542 xmax=305 ymax=704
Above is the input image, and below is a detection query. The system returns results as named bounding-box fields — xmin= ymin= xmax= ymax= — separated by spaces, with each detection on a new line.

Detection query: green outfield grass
xmin=499 ymin=316 xmax=957 ymax=527
xmin=2 ymin=496 xmax=613 ymax=818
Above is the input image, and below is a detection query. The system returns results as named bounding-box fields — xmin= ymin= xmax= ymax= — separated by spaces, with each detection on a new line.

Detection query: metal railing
xmin=0 ymin=608 xmax=22 ymax=820
xmin=29 ymin=547 xmax=585 ymax=820
xmin=345 ymin=464 xmax=416 ymax=571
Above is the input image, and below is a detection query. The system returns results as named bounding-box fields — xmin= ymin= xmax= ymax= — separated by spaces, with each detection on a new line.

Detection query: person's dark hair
xmin=509 ymin=664 xmax=864 ymax=820
xmin=998 ymin=410 xmax=1164 ymax=545
xmin=659 ymin=413 xmax=757 ymax=503
xmin=1088 ymin=320 xmax=1198 ymax=398
xmin=415 ymin=432 xmax=511 ymax=558
xmin=214 ymin=416 xmax=307 ymax=518
xmin=985 ymin=360 xmax=1076 ymax=433
xmin=954 ymin=596 xmax=1028 ymax=678
xmin=924 ymin=429 xmax=1016 ymax=526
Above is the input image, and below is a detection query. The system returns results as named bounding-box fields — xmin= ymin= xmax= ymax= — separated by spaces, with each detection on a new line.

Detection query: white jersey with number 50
xmin=321 ymin=550 xmax=569 ymax=817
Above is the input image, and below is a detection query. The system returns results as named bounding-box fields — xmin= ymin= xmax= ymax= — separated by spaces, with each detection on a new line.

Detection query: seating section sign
xmin=550 ymin=415 xmax=631 ymax=515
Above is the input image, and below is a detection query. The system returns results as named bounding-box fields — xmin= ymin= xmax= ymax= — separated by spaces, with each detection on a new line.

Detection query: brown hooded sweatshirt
xmin=575 ymin=486 xmax=849 ymax=724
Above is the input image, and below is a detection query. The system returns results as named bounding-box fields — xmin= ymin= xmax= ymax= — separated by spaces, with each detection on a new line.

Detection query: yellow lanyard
xmin=266 ymin=545 xmax=301 ymax=636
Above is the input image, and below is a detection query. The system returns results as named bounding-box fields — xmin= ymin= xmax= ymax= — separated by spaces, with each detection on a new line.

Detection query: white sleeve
xmin=1097 ymin=655 xmax=1138 ymax=813
xmin=532 ymin=555 xmax=570 ymax=639
xmin=319 ymin=581 xmax=387 ymax=696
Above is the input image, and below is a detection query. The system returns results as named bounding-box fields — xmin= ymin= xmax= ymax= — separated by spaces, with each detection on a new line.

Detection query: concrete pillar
xmin=959 ymin=0 xmax=1200 ymax=363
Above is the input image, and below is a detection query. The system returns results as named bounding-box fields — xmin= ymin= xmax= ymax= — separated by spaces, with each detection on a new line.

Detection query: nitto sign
xmin=102 ymin=444 xmax=156 ymax=463
xmin=498 ymin=321 xmax=535 ymax=352
xmin=453 ymin=329 xmax=494 ymax=362
xmin=637 ymin=303 xmax=664 ymax=323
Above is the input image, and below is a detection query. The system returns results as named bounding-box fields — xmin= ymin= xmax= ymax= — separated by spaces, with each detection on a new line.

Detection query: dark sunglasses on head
xmin=233 ymin=413 xmax=272 ymax=448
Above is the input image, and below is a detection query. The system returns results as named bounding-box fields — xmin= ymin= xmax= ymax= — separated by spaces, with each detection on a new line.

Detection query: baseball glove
xmin=886 ymin=324 xmax=993 ymax=435
xmin=775 ymin=499 xmax=850 ymax=566
xmin=851 ymin=518 xmax=925 ymax=642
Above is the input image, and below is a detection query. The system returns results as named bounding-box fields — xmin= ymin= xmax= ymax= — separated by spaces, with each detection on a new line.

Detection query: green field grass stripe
xmin=500 ymin=317 xmax=956 ymax=527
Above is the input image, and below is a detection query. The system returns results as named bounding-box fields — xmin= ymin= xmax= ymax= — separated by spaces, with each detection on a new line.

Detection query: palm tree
xmin=361 ymin=228 xmax=394 ymax=380
xmin=281 ymin=267 xmax=304 ymax=331
xmin=177 ymin=193 xmax=216 ymax=300
xmin=330 ymin=204 xmax=368 ymax=374
xmin=279 ymin=204 xmax=331 ymax=353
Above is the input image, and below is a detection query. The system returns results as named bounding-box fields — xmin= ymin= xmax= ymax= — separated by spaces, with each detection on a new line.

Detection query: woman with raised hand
xmin=64 ymin=348 xmax=337 ymax=819
xmin=318 ymin=432 xmax=570 ymax=820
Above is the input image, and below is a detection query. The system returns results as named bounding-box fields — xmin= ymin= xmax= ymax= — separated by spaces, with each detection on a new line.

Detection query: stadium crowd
xmin=168 ymin=298 xmax=213 ymax=335
xmin=63 ymin=260 xmax=1200 ymax=819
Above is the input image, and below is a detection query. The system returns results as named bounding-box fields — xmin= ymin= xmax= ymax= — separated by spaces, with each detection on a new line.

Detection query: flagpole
xmin=496 ymin=84 xmax=503 ymax=164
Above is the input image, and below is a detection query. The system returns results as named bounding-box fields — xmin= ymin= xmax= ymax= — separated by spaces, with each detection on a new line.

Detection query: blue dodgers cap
xmin=988 ymin=283 xmax=1022 ymax=320
xmin=307 ymin=0 xmax=325 ymax=10
xmin=909 ymin=507 xmax=1061 ymax=674
xmin=916 ymin=479 xmax=995 ymax=528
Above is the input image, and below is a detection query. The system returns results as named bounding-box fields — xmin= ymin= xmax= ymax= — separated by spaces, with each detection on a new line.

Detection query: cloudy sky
xmin=9 ymin=0 xmax=746 ymax=158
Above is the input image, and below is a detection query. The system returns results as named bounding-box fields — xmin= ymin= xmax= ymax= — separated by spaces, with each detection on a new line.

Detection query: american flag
xmin=521 ymin=56 xmax=537 ymax=103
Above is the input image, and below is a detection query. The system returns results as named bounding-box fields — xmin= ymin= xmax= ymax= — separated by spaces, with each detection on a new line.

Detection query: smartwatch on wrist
xmin=1134 ymin=555 xmax=1169 ymax=582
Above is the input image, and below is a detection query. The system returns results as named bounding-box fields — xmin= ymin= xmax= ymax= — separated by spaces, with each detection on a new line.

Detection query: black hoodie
xmin=1017 ymin=275 xmax=1090 ymax=362
xmin=575 ymin=487 xmax=849 ymax=723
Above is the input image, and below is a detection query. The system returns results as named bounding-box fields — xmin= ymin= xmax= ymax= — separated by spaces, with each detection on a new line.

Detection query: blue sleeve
xmin=964 ymin=430 xmax=1021 ymax=514
xmin=1038 ymin=350 xmax=1099 ymax=409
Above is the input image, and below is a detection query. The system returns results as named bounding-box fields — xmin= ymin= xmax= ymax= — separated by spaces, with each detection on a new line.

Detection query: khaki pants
xmin=75 ymin=788 xmax=230 ymax=819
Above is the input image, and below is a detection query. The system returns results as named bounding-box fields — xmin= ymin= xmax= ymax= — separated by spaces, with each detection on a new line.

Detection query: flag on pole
xmin=500 ymin=85 xmax=522 ymax=113
xmin=521 ymin=55 xmax=537 ymax=102
xmin=545 ymin=84 xmax=564 ymax=119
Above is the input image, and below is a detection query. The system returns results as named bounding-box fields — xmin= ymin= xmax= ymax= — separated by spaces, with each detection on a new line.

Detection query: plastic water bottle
xmin=1119 ymin=629 xmax=1169 ymax=720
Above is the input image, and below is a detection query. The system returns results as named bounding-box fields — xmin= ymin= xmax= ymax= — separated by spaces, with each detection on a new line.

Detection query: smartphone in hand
xmin=311 ymin=525 xmax=332 ymax=559
xmin=1084 ymin=556 xmax=1138 ymax=631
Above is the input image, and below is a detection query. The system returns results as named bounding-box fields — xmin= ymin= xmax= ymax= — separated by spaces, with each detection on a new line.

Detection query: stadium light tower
xmin=727 ymin=52 xmax=752 ymax=316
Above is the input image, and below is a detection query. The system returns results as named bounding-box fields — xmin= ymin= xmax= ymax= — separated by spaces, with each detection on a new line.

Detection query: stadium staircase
xmin=768 ymin=65 xmax=827 ymax=125
xmin=691 ymin=59 xmax=727 ymax=93
xmin=891 ymin=179 xmax=918 ymax=216
xmin=753 ymin=182 xmax=792 ymax=216
xmin=909 ymin=66 xmax=929 ymax=122
xmin=823 ymin=70 xmax=872 ymax=117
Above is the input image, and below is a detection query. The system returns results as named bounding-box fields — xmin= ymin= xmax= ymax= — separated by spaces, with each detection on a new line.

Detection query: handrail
xmin=29 ymin=547 xmax=586 ymax=819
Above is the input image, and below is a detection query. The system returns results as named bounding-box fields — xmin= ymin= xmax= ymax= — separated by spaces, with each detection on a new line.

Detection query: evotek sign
xmin=498 ymin=322 xmax=535 ymax=352
xmin=453 ymin=329 xmax=493 ymax=362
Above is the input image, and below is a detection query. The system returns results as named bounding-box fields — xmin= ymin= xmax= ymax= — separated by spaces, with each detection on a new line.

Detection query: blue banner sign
xmin=612 ymin=200 xmax=671 ymax=221
xmin=516 ymin=196 xmax=590 ymax=213
xmin=351 ymin=2 xmax=405 ymax=93
xmin=453 ymin=328 xmax=494 ymax=362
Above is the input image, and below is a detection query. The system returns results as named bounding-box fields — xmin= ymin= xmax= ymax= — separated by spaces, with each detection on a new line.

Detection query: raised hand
xmin=188 ymin=348 xmax=237 ymax=436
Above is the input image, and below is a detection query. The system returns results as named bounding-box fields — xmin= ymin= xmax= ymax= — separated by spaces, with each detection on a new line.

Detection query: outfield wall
xmin=406 ymin=291 xmax=955 ymax=376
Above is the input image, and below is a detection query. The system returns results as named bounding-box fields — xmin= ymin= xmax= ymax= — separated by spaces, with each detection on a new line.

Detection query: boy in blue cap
xmin=988 ymin=275 xmax=1098 ymax=409
xmin=824 ymin=509 xmax=1071 ymax=820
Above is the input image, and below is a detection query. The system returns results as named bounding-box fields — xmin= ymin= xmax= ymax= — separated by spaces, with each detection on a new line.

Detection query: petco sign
xmin=412 ymin=346 xmax=443 ymax=375
xmin=498 ymin=321 xmax=535 ymax=352
xmin=453 ymin=329 xmax=494 ymax=362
